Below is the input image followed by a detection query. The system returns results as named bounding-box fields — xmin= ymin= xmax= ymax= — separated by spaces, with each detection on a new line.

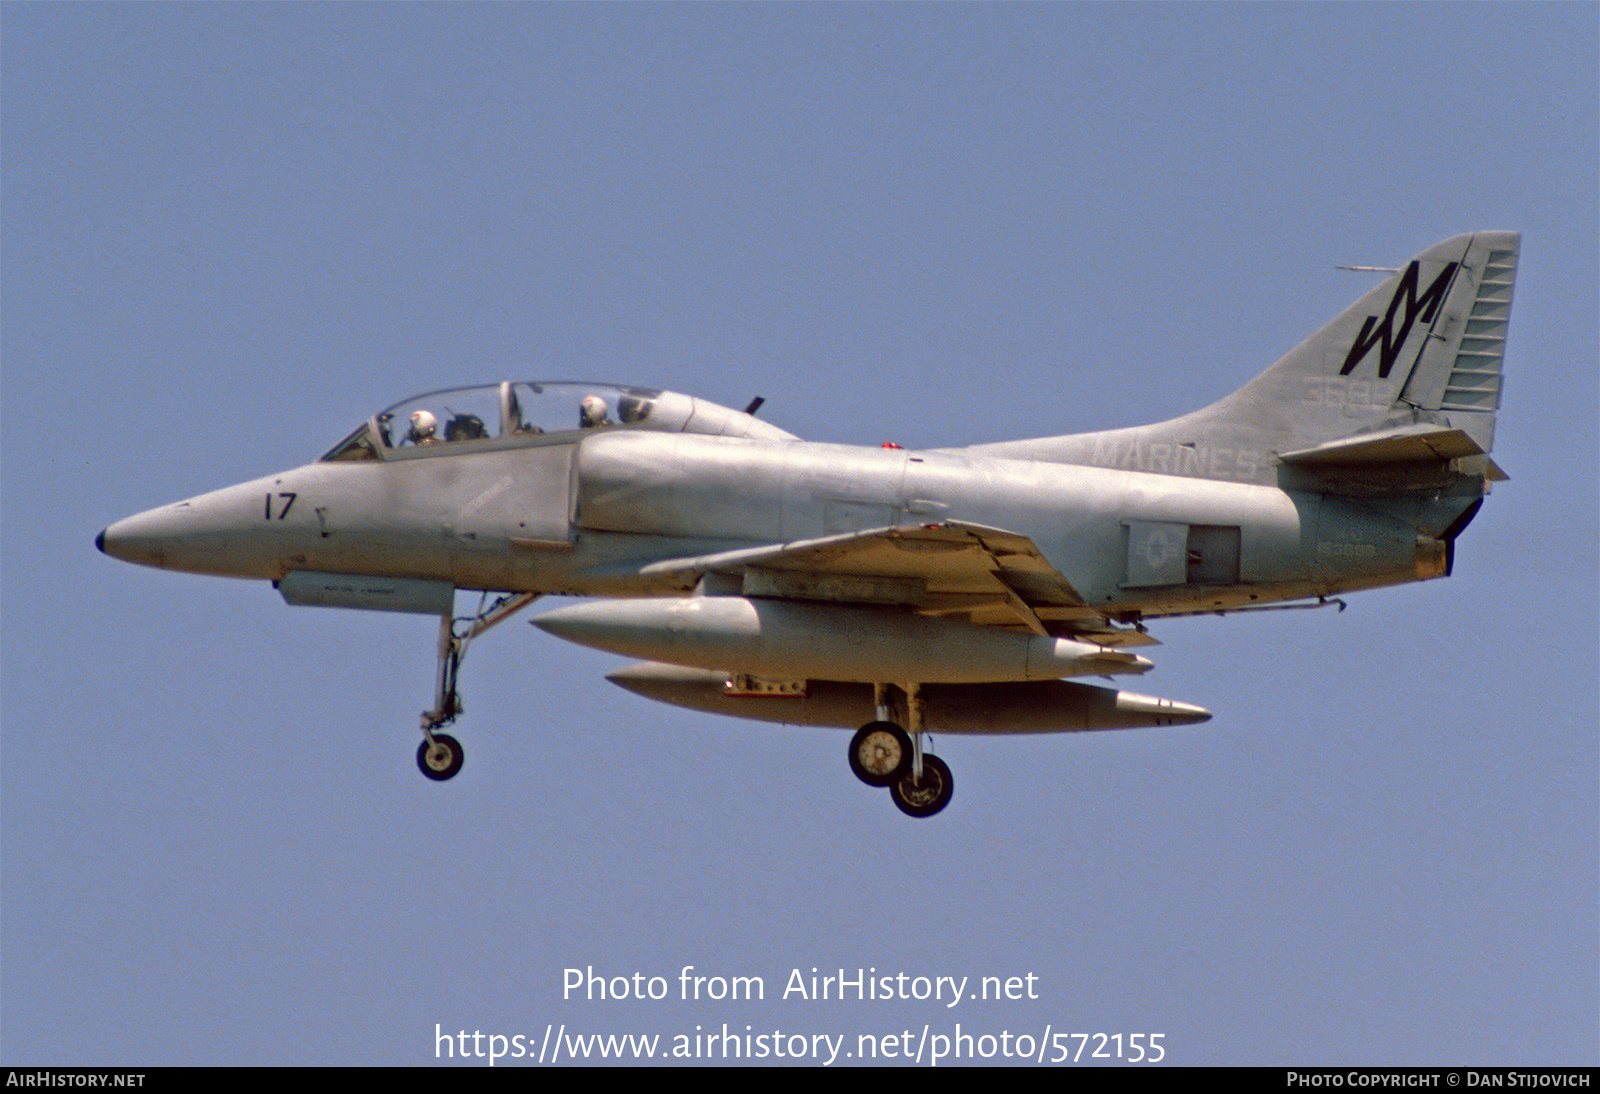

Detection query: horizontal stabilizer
xmin=1279 ymin=423 xmax=1485 ymax=466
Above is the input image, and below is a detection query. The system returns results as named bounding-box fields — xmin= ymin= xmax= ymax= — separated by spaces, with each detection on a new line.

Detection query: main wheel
xmin=849 ymin=721 xmax=913 ymax=787
xmin=890 ymin=754 xmax=953 ymax=818
xmin=417 ymin=733 xmax=465 ymax=781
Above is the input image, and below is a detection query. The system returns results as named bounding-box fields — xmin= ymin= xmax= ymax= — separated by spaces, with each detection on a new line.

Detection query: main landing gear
xmin=415 ymin=591 xmax=538 ymax=782
xmin=848 ymin=683 xmax=954 ymax=818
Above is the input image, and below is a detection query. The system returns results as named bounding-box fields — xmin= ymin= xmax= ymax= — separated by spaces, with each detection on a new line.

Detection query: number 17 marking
xmin=264 ymin=492 xmax=297 ymax=520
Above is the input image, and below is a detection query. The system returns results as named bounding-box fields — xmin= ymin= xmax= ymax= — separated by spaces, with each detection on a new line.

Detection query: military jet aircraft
xmin=98 ymin=232 xmax=1517 ymax=817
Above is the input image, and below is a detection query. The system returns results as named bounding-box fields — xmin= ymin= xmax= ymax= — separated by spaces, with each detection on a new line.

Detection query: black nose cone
xmin=96 ymin=529 xmax=107 ymax=554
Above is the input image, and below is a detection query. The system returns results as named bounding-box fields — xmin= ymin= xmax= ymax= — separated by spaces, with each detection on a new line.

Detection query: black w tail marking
xmin=1339 ymin=260 xmax=1459 ymax=378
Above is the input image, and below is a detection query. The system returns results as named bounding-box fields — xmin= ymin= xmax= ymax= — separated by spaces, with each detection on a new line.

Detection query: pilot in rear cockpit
xmin=444 ymin=412 xmax=487 ymax=441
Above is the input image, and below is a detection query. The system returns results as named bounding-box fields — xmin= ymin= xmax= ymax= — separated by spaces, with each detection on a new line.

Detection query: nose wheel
xmin=417 ymin=733 xmax=465 ymax=781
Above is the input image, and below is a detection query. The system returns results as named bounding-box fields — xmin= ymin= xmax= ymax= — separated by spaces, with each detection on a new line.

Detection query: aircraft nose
xmin=98 ymin=509 xmax=172 ymax=568
xmin=97 ymin=478 xmax=288 ymax=578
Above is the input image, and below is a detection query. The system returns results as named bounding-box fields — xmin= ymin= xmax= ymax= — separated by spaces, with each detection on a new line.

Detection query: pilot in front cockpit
xmin=407 ymin=409 xmax=440 ymax=445
xmin=579 ymin=395 xmax=609 ymax=428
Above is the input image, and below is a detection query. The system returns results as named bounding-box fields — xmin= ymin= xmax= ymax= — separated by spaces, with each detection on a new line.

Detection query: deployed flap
xmin=635 ymin=522 xmax=1150 ymax=641
xmin=641 ymin=521 xmax=1080 ymax=602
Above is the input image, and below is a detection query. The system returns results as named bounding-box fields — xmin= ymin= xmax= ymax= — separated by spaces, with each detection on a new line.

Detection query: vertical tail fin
xmin=1394 ymin=236 xmax=1518 ymax=456
xmin=1235 ymin=230 xmax=1518 ymax=459
xmin=972 ymin=232 xmax=1520 ymax=484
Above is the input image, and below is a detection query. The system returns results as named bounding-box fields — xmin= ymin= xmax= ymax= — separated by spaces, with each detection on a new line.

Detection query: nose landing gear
xmin=414 ymin=591 xmax=538 ymax=782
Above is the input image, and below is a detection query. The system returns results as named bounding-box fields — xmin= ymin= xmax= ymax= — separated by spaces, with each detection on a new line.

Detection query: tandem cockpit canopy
xmin=320 ymin=381 xmax=795 ymax=462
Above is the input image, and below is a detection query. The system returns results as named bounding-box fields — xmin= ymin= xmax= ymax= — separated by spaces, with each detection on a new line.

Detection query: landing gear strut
xmin=415 ymin=591 xmax=538 ymax=781
xmin=849 ymin=682 xmax=954 ymax=818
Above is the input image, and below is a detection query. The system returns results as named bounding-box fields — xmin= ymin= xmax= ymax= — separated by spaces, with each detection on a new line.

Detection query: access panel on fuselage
xmin=383 ymin=442 xmax=574 ymax=548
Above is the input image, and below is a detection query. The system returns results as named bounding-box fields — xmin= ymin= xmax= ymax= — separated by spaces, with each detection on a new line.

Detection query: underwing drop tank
xmin=532 ymin=596 xmax=1154 ymax=684
xmin=604 ymin=662 xmax=1211 ymax=734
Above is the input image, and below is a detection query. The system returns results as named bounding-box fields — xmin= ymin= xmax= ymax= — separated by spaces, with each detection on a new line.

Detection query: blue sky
xmin=4 ymin=2 xmax=1595 ymax=1066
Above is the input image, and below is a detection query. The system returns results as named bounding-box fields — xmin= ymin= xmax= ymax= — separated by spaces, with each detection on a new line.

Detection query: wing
xmin=634 ymin=520 xmax=1157 ymax=647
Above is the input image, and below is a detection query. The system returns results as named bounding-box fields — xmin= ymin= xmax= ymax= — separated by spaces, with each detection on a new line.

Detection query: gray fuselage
xmin=101 ymin=424 xmax=1465 ymax=622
